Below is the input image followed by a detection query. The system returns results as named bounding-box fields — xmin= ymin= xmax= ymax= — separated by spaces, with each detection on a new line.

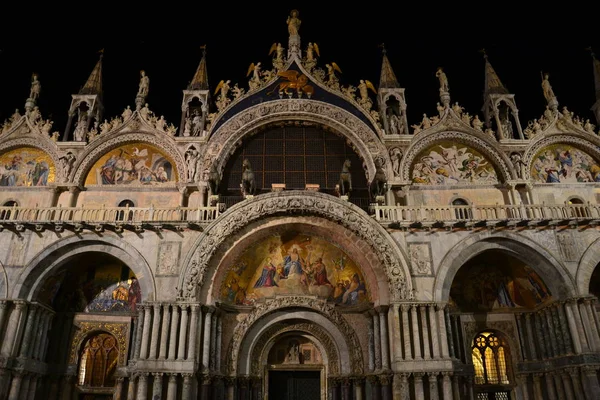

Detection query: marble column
xmin=390 ymin=305 xmax=401 ymax=363
xmin=202 ymin=307 xmax=214 ymax=372
xmin=568 ymin=368 xmax=585 ymax=400
xmin=201 ymin=375 xmax=212 ymax=400
xmin=27 ymin=375 xmax=38 ymax=400
xmin=400 ymin=305 xmax=412 ymax=360
xmin=379 ymin=307 xmax=390 ymax=370
xmin=515 ymin=313 xmax=528 ymax=360
xmin=441 ymin=372 xmax=452 ymax=400
xmin=188 ymin=305 xmax=201 ymax=362
xmin=450 ymin=315 xmax=462 ymax=361
xmin=560 ymin=372 xmax=575 ymax=400
xmin=126 ymin=375 xmax=136 ymax=400
xmin=216 ymin=316 xmax=223 ymax=372
xmin=341 ymin=377 xmax=352 ymax=400
xmin=419 ymin=305 xmax=431 ymax=359
xmin=177 ymin=305 xmax=189 ymax=360
xmin=367 ymin=312 xmax=375 ymax=371
xmin=373 ymin=311 xmax=381 ymax=370
xmin=398 ymin=373 xmax=410 ymax=400
xmin=543 ymin=308 xmax=557 ymax=357
xmin=427 ymin=372 xmax=438 ymax=400
xmin=564 ymin=301 xmax=582 ymax=354
xmin=67 ymin=186 xmax=80 ymax=207
xmin=181 ymin=374 xmax=193 ymax=400
xmin=569 ymin=299 xmax=590 ymax=352
xmin=517 ymin=375 xmax=529 ymax=400
xmin=137 ymin=373 xmax=149 ymax=400
xmin=436 ymin=303 xmax=449 ymax=358
xmin=413 ymin=373 xmax=424 ymax=400
xmin=411 ymin=305 xmax=422 ymax=360
xmin=59 ymin=375 xmax=74 ymax=400
xmin=166 ymin=374 xmax=178 ymax=400
xmin=158 ymin=304 xmax=171 ymax=359
xmin=133 ymin=306 xmax=145 ymax=359
xmin=367 ymin=376 xmax=379 ymax=400
xmin=452 ymin=375 xmax=461 ymax=400
xmin=168 ymin=304 xmax=179 ymax=360
xmin=19 ymin=375 xmax=31 ymax=400
xmin=210 ymin=312 xmax=218 ymax=370
xmin=19 ymin=305 xmax=37 ymax=358
xmin=444 ymin=308 xmax=455 ymax=358
xmin=557 ymin=303 xmax=573 ymax=354
xmin=544 ymin=373 xmax=557 ymax=400
xmin=139 ymin=305 xmax=152 ymax=359
xmin=550 ymin=305 xmax=565 ymax=356
xmin=583 ymin=299 xmax=600 ymax=351
xmin=113 ymin=377 xmax=124 ymax=400
xmin=149 ymin=304 xmax=162 ymax=359
xmin=466 ymin=376 xmax=475 ymax=400
xmin=354 ymin=377 xmax=364 ymax=400
xmin=534 ymin=312 xmax=548 ymax=358
xmin=581 ymin=366 xmax=600 ymax=400
xmin=29 ymin=309 xmax=43 ymax=360
xmin=152 ymin=373 xmax=163 ymax=400
xmin=552 ymin=373 xmax=565 ymax=400
xmin=428 ymin=304 xmax=440 ymax=358
xmin=0 ymin=301 xmax=8 ymax=342
xmin=224 ymin=377 xmax=236 ymax=400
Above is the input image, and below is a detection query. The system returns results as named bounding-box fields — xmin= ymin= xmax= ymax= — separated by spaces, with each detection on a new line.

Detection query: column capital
xmin=375 ymin=305 xmax=389 ymax=313
xmin=378 ymin=374 xmax=392 ymax=385
xmin=202 ymin=305 xmax=216 ymax=314
xmin=138 ymin=373 xmax=149 ymax=382
xmin=152 ymin=372 xmax=164 ymax=378
xmin=400 ymin=304 xmax=411 ymax=312
xmin=223 ymin=376 xmax=237 ymax=386
xmin=366 ymin=375 xmax=378 ymax=385
xmin=14 ymin=300 xmax=28 ymax=310
xmin=0 ymin=300 xmax=8 ymax=309
xmin=412 ymin=372 xmax=425 ymax=380
xmin=201 ymin=374 xmax=212 ymax=385
xmin=441 ymin=371 xmax=453 ymax=378
xmin=168 ymin=373 xmax=178 ymax=382
xmin=182 ymin=373 xmax=193 ymax=380
xmin=435 ymin=302 xmax=448 ymax=311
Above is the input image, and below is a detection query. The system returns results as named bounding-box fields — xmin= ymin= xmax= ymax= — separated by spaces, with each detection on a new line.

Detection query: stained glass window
xmin=472 ymin=331 xmax=510 ymax=385
xmin=78 ymin=333 xmax=118 ymax=387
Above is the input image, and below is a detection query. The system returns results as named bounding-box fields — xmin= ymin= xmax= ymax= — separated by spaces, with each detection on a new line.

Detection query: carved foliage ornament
xmin=72 ymin=133 xmax=186 ymax=185
xmin=69 ymin=321 xmax=129 ymax=365
xmin=401 ymin=131 xmax=511 ymax=182
xmin=206 ymin=99 xmax=387 ymax=179
xmin=249 ymin=321 xmax=340 ymax=375
xmin=226 ymin=296 xmax=362 ymax=375
xmin=181 ymin=192 xmax=411 ymax=301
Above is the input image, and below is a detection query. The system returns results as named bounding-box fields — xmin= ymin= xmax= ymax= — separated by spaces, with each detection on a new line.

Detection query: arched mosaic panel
xmin=0 ymin=146 xmax=55 ymax=186
xmin=530 ymin=144 xmax=600 ymax=183
xmin=84 ymin=142 xmax=178 ymax=185
xmin=220 ymin=232 xmax=369 ymax=306
xmin=410 ymin=142 xmax=498 ymax=184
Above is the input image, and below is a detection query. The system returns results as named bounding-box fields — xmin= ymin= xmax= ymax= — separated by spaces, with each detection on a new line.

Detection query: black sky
xmin=1 ymin=5 xmax=599 ymax=136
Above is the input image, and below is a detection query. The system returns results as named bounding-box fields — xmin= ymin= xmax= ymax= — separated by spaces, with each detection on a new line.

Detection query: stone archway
xmin=227 ymin=297 xmax=362 ymax=377
xmin=179 ymin=191 xmax=412 ymax=302
xmin=576 ymin=237 xmax=600 ymax=296
xmin=13 ymin=233 xmax=156 ymax=301
xmin=433 ymin=231 xmax=576 ymax=302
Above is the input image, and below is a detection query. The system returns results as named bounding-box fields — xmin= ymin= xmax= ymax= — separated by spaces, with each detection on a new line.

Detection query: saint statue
xmin=138 ymin=70 xmax=150 ymax=97
xmin=436 ymin=67 xmax=449 ymax=92
xmin=541 ymin=73 xmax=555 ymax=102
xmin=29 ymin=74 xmax=41 ymax=101
xmin=287 ymin=9 xmax=301 ymax=36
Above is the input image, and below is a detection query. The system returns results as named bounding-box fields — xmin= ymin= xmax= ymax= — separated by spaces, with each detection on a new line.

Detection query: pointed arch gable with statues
xmin=178 ymin=191 xmax=412 ymax=303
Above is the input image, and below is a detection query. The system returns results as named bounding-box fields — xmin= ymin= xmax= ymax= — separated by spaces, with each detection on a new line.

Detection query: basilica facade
xmin=1 ymin=10 xmax=600 ymax=400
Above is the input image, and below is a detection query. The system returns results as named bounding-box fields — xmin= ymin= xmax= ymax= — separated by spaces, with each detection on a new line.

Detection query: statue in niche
xmin=206 ymin=163 xmax=221 ymax=196
xmin=389 ymin=147 xmax=402 ymax=177
xmin=185 ymin=148 xmax=200 ymax=182
xmin=389 ymin=112 xmax=403 ymax=135
xmin=59 ymin=152 xmax=76 ymax=180
xmin=510 ymin=152 xmax=527 ymax=180
xmin=191 ymin=110 xmax=203 ymax=136
xmin=370 ymin=157 xmax=387 ymax=199
xmin=73 ymin=118 xmax=87 ymax=142
xmin=338 ymin=159 xmax=352 ymax=196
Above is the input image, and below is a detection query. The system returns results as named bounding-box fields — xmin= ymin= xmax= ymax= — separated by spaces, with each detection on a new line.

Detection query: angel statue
xmin=306 ymin=42 xmax=320 ymax=62
xmin=357 ymin=80 xmax=376 ymax=110
xmin=325 ymin=63 xmax=342 ymax=90
xmin=247 ymin=62 xmax=262 ymax=91
xmin=214 ymin=80 xmax=231 ymax=111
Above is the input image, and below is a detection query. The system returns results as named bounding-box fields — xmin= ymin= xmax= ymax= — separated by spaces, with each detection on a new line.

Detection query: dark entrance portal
xmin=268 ymin=370 xmax=321 ymax=400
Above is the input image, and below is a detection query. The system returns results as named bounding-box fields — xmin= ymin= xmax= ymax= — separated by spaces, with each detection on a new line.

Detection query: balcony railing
xmin=0 ymin=205 xmax=220 ymax=231
xmin=372 ymin=203 xmax=600 ymax=226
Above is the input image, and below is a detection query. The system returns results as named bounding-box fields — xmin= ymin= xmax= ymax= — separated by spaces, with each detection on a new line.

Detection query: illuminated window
xmin=78 ymin=333 xmax=118 ymax=387
xmin=472 ymin=331 xmax=510 ymax=385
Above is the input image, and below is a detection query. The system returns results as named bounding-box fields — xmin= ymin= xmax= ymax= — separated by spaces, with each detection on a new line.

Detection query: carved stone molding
xmin=225 ymin=296 xmax=363 ymax=375
xmin=72 ymin=133 xmax=186 ymax=185
xmin=180 ymin=191 xmax=412 ymax=301
xmin=205 ymin=99 xmax=389 ymax=181
xmin=249 ymin=321 xmax=340 ymax=376
xmin=400 ymin=130 xmax=512 ymax=183
xmin=69 ymin=321 xmax=129 ymax=365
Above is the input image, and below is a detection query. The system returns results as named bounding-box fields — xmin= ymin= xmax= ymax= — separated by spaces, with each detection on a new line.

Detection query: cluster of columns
xmin=367 ymin=303 xmax=451 ymax=368
xmin=0 ymin=300 xmax=54 ymax=400
xmin=516 ymin=367 xmax=600 ymax=400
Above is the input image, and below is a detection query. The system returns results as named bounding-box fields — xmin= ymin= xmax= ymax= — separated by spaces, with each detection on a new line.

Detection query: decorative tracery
xmin=472 ymin=331 xmax=511 ymax=386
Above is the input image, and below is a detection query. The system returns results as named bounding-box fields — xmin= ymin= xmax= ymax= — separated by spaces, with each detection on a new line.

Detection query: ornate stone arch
xmin=179 ymin=191 xmax=412 ymax=302
xmin=13 ymin=233 xmax=156 ymax=301
xmin=227 ymin=297 xmax=362 ymax=376
xmin=523 ymin=133 xmax=600 ymax=181
xmin=69 ymin=322 xmax=130 ymax=366
xmin=71 ymin=133 xmax=186 ymax=186
xmin=400 ymin=130 xmax=513 ymax=182
xmin=249 ymin=321 xmax=339 ymax=376
xmin=576 ymin=237 xmax=600 ymax=295
xmin=463 ymin=323 xmax=521 ymax=371
xmin=204 ymin=99 xmax=390 ymax=182
xmin=433 ymin=230 xmax=575 ymax=302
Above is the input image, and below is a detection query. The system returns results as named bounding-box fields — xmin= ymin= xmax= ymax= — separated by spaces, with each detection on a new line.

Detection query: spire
xmin=79 ymin=50 xmax=103 ymax=96
xmin=482 ymin=50 xmax=508 ymax=96
xmin=378 ymin=44 xmax=399 ymax=89
xmin=188 ymin=45 xmax=208 ymax=90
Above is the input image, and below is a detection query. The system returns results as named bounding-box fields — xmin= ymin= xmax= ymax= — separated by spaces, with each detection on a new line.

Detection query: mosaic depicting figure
xmin=220 ymin=232 xmax=368 ymax=306
xmin=0 ymin=147 xmax=54 ymax=187
xmin=85 ymin=143 xmax=177 ymax=185
xmin=450 ymin=254 xmax=551 ymax=312
xmin=530 ymin=144 xmax=600 ymax=183
xmin=39 ymin=263 xmax=141 ymax=313
xmin=411 ymin=143 xmax=497 ymax=184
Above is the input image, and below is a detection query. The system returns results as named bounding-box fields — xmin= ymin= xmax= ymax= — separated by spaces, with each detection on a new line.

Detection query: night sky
xmin=0 ymin=5 xmax=598 ymax=136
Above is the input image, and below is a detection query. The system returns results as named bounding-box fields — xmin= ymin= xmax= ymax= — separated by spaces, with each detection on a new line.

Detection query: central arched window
xmin=78 ymin=332 xmax=119 ymax=387
xmin=472 ymin=331 xmax=511 ymax=390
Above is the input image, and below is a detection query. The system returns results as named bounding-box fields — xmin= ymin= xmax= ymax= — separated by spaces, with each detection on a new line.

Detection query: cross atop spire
xmin=378 ymin=43 xmax=400 ymax=89
xmin=188 ymin=45 xmax=208 ymax=90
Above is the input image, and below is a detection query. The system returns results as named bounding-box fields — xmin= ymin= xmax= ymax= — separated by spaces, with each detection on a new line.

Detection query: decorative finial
xmin=378 ymin=43 xmax=386 ymax=54
xmin=479 ymin=48 xmax=487 ymax=59
xmin=200 ymin=44 xmax=207 ymax=56
xmin=586 ymin=46 xmax=596 ymax=59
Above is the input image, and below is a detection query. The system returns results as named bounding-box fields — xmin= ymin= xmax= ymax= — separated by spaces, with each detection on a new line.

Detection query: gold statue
xmin=287 ymin=9 xmax=301 ymax=36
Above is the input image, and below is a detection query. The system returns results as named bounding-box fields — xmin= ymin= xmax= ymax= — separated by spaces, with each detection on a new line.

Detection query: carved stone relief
xmin=156 ymin=241 xmax=181 ymax=276
xmin=408 ymin=242 xmax=433 ymax=276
